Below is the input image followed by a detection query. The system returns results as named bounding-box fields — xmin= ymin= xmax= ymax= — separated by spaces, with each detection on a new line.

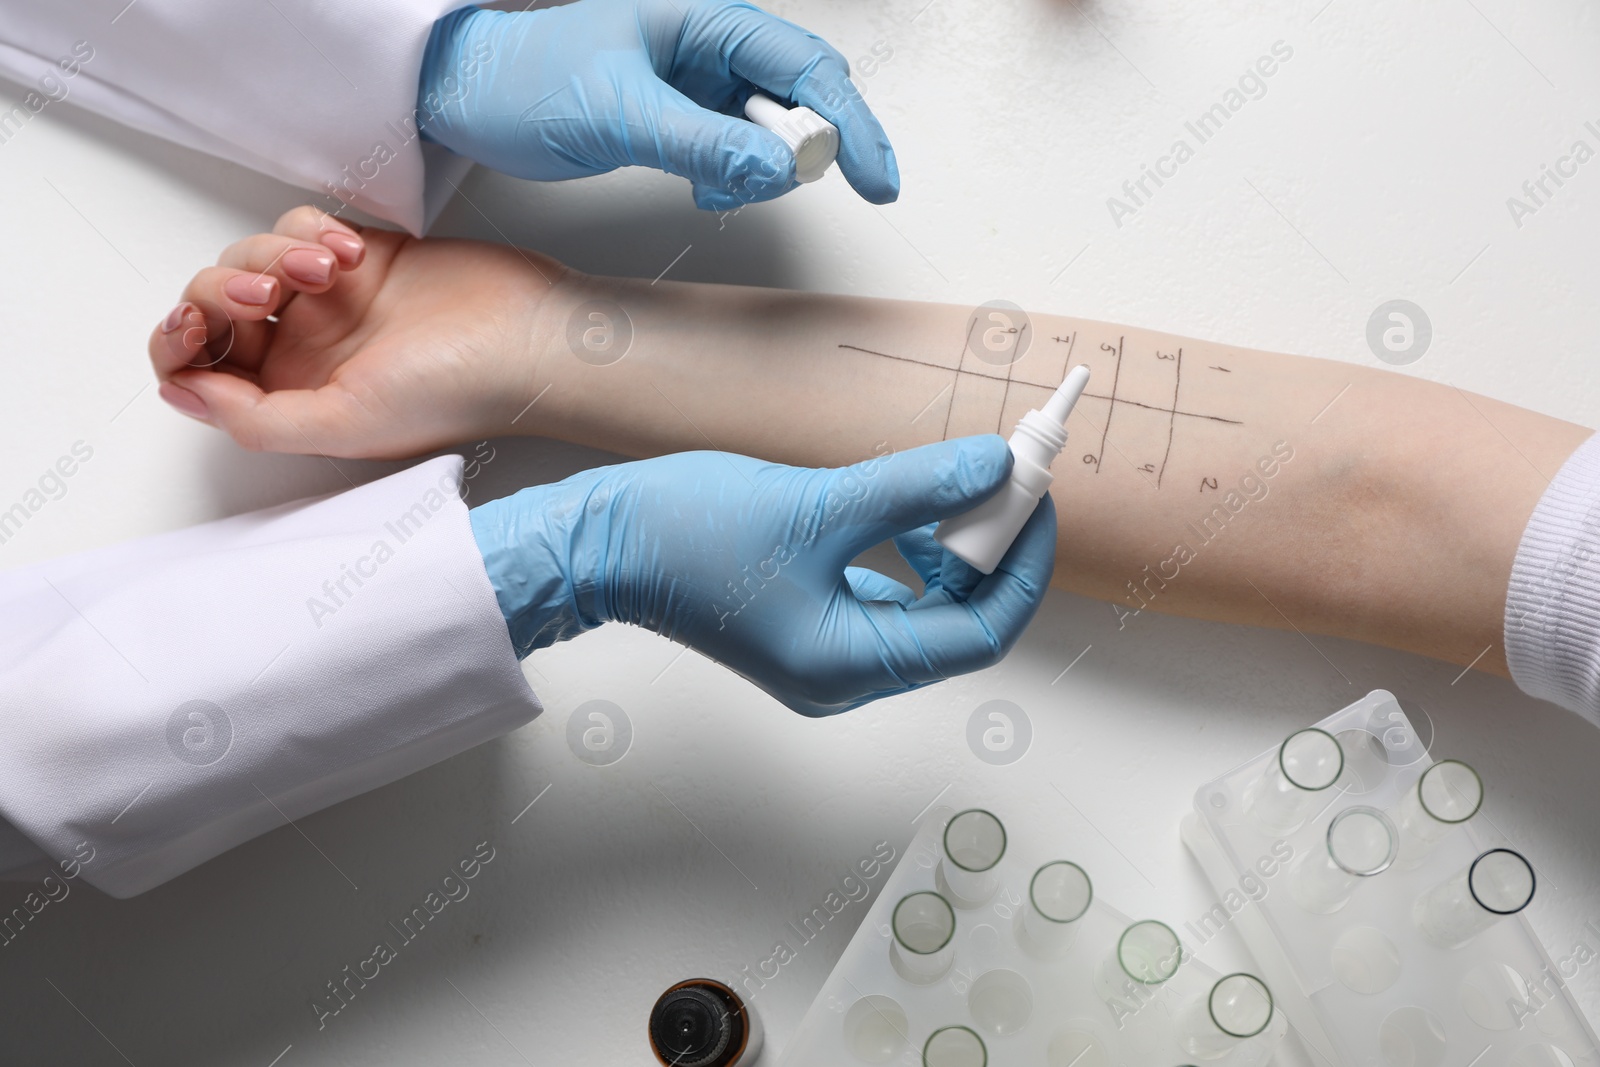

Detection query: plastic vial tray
xmin=1182 ymin=689 xmax=1600 ymax=1067
xmin=780 ymin=804 xmax=1288 ymax=1067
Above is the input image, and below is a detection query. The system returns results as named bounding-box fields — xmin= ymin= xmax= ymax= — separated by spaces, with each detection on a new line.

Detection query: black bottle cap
xmin=648 ymin=979 xmax=748 ymax=1067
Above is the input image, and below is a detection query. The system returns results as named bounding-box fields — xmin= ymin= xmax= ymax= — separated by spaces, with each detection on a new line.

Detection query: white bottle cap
xmin=743 ymin=93 xmax=840 ymax=184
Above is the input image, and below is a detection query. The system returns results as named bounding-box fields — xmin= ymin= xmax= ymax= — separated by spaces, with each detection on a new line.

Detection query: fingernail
xmin=223 ymin=274 xmax=275 ymax=306
xmin=161 ymin=301 xmax=194 ymax=334
xmin=283 ymin=247 xmax=335 ymax=285
xmin=319 ymin=231 xmax=364 ymax=267
xmin=159 ymin=381 xmax=210 ymax=422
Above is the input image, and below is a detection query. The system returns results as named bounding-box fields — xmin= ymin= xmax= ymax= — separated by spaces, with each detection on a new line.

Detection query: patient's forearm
xmin=521 ymin=271 xmax=1590 ymax=676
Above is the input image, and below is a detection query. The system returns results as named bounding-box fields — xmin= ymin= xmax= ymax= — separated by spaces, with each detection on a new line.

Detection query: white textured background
xmin=1 ymin=1 xmax=1598 ymax=1064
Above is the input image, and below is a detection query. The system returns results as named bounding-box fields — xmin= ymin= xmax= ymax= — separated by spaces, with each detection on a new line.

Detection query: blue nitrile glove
xmin=417 ymin=1 xmax=899 ymax=211
xmin=469 ymin=438 xmax=1055 ymax=717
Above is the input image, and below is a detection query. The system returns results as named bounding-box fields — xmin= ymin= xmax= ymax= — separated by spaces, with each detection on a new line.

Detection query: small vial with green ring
xmin=1391 ymin=759 xmax=1483 ymax=871
xmin=922 ymin=1025 xmax=986 ymax=1067
xmin=890 ymin=890 xmax=956 ymax=984
xmin=1175 ymin=973 xmax=1276 ymax=1060
xmin=1017 ymin=860 xmax=1092 ymax=956
xmin=1093 ymin=919 xmax=1183 ymax=1005
xmin=1243 ymin=727 xmax=1344 ymax=836
xmin=940 ymin=808 xmax=1006 ymax=905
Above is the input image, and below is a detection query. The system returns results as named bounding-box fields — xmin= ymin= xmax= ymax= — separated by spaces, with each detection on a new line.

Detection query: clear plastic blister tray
xmin=780 ymin=804 xmax=1287 ymax=1067
xmin=1182 ymin=689 xmax=1600 ymax=1067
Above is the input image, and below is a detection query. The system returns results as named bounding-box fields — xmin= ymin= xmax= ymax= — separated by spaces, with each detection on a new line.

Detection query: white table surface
xmin=1 ymin=1 xmax=1597 ymax=1064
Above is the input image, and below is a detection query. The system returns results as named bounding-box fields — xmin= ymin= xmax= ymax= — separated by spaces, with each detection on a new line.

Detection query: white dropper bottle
xmin=934 ymin=364 xmax=1091 ymax=574
xmin=743 ymin=93 xmax=840 ymax=184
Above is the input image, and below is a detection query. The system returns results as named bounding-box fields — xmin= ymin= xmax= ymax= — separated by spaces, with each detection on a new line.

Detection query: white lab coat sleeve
xmin=0 ymin=457 xmax=541 ymax=898
xmin=1505 ymin=431 xmax=1600 ymax=727
xmin=0 ymin=0 xmax=475 ymax=234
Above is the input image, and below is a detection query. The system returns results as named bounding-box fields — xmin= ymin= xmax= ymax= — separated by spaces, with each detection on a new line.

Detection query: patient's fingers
xmin=217 ymin=233 xmax=341 ymax=298
xmin=149 ymin=295 xmax=267 ymax=380
xmin=149 ymin=208 xmax=376 ymax=431
xmin=149 ymin=267 xmax=278 ymax=377
xmin=150 ymin=220 xmax=371 ymax=387
xmin=184 ymin=265 xmax=281 ymax=316
xmin=271 ymin=205 xmax=365 ymax=268
xmin=149 ymin=301 xmax=211 ymax=377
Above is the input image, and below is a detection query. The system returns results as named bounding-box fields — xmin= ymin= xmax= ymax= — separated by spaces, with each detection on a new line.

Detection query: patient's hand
xmin=149 ymin=207 xmax=562 ymax=459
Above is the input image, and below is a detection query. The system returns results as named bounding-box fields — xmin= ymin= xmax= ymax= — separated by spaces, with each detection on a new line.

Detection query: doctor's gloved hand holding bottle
xmin=416 ymin=0 xmax=900 ymax=212
xmin=468 ymin=439 xmax=1057 ymax=716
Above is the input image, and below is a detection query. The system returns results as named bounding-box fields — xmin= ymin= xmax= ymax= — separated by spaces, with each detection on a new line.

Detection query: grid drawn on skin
xmin=1094 ymin=335 xmax=1125 ymax=474
xmin=1158 ymin=346 xmax=1183 ymax=488
xmin=836 ymin=330 xmax=1243 ymax=482
xmin=995 ymin=317 xmax=1035 ymax=433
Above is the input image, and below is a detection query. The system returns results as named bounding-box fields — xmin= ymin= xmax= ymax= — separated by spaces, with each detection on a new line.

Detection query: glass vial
xmin=1413 ymin=848 xmax=1535 ymax=949
xmin=1243 ymin=728 xmax=1344 ymax=836
xmin=940 ymin=809 xmax=1007 ymax=905
xmin=1392 ymin=759 xmax=1483 ymax=871
xmin=891 ymin=891 xmax=957 ymax=984
xmin=923 ymin=1025 xmax=987 ymax=1067
xmin=1018 ymin=861 xmax=1092 ymax=956
xmin=1093 ymin=919 xmax=1183 ymax=1004
xmin=1175 ymin=973 xmax=1275 ymax=1060
xmin=1290 ymin=806 xmax=1398 ymax=914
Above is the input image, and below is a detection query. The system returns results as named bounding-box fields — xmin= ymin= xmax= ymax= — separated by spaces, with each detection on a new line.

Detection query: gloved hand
xmin=417 ymin=1 xmax=899 ymax=211
xmin=469 ymin=438 xmax=1056 ymax=716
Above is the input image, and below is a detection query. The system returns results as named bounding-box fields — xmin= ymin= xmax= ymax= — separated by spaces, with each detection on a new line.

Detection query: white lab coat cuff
xmin=1505 ymin=431 xmax=1600 ymax=727
xmin=0 ymin=0 xmax=476 ymax=233
xmin=0 ymin=457 xmax=540 ymax=897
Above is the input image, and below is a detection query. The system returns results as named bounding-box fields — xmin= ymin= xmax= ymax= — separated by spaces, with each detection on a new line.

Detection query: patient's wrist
xmin=502 ymin=265 xmax=611 ymax=443
xmin=440 ymin=240 xmax=575 ymax=441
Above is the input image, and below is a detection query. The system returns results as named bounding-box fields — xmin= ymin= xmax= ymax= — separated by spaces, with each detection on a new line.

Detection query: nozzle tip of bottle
xmin=1043 ymin=364 xmax=1091 ymax=425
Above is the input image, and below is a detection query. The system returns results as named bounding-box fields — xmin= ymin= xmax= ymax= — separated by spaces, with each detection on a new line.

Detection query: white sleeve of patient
xmin=1505 ymin=432 xmax=1600 ymax=728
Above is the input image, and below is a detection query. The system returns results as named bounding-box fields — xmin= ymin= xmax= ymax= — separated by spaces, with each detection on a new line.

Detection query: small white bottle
xmin=742 ymin=93 xmax=840 ymax=184
xmin=935 ymin=364 xmax=1090 ymax=574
